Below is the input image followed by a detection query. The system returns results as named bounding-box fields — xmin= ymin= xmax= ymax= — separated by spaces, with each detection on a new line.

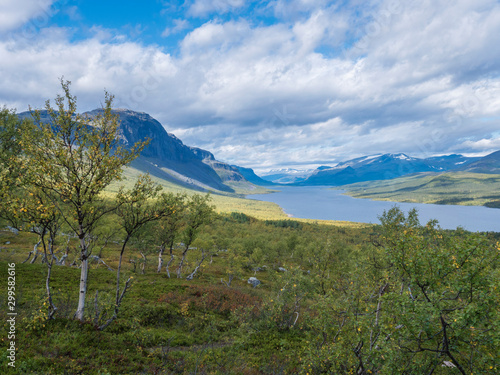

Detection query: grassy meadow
xmin=0 ymin=213 xmax=376 ymax=374
xmin=1 ymin=208 xmax=499 ymax=374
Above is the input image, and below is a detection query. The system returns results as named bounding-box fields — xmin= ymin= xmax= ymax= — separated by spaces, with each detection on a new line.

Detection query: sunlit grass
xmin=340 ymin=171 xmax=500 ymax=208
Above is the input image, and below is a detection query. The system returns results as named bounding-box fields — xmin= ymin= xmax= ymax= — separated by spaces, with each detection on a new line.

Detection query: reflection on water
xmin=247 ymin=186 xmax=500 ymax=232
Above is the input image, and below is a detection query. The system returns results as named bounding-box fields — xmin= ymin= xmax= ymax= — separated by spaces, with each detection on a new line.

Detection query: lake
xmin=247 ymin=186 xmax=500 ymax=232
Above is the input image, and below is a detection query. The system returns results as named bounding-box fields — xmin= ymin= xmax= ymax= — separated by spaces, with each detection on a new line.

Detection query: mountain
xmin=18 ymin=109 xmax=250 ymax=193
xmin=87 ymin=109 xmax=243 ymax=192
xmin=460 ymin=150 xmax=500 ymax=174
xmin=260 ymin=168 xmax=314 ymax=184
xmin=424 ymin=154 xmax=479 ymax=170
xmin=299 ymin=153 xmax=480 ymax=186
xmin=234 ymin=166 xmax=277 ymax=186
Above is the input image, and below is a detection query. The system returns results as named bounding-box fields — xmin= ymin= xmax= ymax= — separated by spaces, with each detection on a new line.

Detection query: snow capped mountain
xmin=260 ymin=168 xmax=315 ymax=184
xmin=298 ymin=153 xmax=479 ymax=186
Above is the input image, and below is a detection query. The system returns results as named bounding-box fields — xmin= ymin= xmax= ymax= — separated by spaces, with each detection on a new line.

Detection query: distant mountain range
xmin=259 ymin=168 xmax=314 ymax=184
xmin=255 ymin=152 xmax=500 ymax=186
xmin=296 ymin=153 xmax=484 ymax=186
xmin=18 ymin=109 xmax=500 ymax=190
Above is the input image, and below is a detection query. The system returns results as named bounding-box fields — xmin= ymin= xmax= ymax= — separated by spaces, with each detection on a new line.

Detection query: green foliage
xmin=374 ymin=207 xmax=500 ymax=373
xmin=22 ymin=80 xmax=147 ymax=236
xmin=15 ymin=80 xmax=150 ymax=321
xmin=344 ymin=171 xmax=500 ymax=208
xmin=265 ymin=219 xmax=303 ymax=229
xmin=181 ymin=193 xmax=216 ymax=247
xmin=0 ymin=204 xmax=499 ymax=374
xmin=227 ymin=211 xmax=252 ymax=223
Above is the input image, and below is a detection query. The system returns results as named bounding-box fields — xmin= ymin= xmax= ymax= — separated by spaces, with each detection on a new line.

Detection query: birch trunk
xmin=29 ymin=239 xmax=41 ymax=264
xmin=165 ymin=244 xmax=175 ymax=278
xmin=75 ymin=233 xmax=88 ymax=321
xmin=186 ymin=250 xmax=206 ymax=280
xmin=45 ymin=234 xmax=58 ymax=319
xmin=140 ymin=252 xmax=146 ymax=275
xmin=157 ymin=245 xmax=164 ymax=273
xmin=176 ymin=247 xmax=189 ymax=278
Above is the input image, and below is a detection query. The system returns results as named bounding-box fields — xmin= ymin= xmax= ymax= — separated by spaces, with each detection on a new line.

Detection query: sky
xmin=1 ymin=0 xmax=500 ymax=173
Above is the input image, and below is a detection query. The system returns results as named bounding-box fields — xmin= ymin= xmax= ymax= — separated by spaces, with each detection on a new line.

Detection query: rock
xmin=278 ymin=267 xmax=287 ymax=272
xmin=247 ymin=277 xmax=261 ymax=288
xmin=253 ymin=266 xmax=266 ymax=272
xmin=5 ymin=241 xmax=10 ymax=245
xmin=6 ymin=226 xmax=19 ymax=235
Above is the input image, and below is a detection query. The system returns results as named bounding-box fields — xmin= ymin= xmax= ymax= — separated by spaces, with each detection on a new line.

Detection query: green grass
xmin=0 ymin=218 xmax=372 ymax=374
xmin=340 ymin=171 xmax=500 ymax=208
xmin=0 ymin=210 xmax=497 ymax=374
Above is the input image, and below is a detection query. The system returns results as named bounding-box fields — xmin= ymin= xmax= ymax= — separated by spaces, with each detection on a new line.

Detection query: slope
xmin=341 ymin=171 xmax=500 ymax=208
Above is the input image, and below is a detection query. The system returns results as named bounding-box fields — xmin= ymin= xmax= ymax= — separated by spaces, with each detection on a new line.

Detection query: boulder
xmin=247 ymin=277 xmax=261 ymax=288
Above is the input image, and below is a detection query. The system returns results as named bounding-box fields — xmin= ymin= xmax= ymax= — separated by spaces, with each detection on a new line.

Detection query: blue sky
xmin=1 ymin=0 xmax=500 ymax=172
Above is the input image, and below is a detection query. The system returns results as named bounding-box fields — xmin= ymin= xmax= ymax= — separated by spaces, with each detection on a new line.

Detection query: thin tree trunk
xmin=186 ymin=249 xmax=206 ymax=280
xmin=176 ymin=247 xmax=189 ymax=278
xmin=39 ymin=228 xmax=58 ymax=320
xmin=29 ymin=239 xmax=42 ymax=264
xmin=75 ymin=232 xmax=88 ymax=321
xmin=165 ymin=243 xmax=175 ymax=278
xmin=99 ymin=239 xmax=132 ymax=331
xmin=157 ymin=245 xmax=164 ymax=273
xmin=115 ymin=241 xmax=128 ymax=306
xmin=140 ymin=252 xmax=146 ymax=274
xmin=45 ymin=234 xmax=58 ymax=319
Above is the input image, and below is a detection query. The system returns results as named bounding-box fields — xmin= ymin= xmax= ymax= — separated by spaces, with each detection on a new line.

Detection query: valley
xmin=1 ymin=92 xmax=500 ymax=374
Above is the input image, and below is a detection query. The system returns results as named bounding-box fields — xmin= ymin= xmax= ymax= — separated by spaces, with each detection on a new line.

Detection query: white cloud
xmin=162 ymin=19 xmax=190 ymax=37
xmin=188 ymin=0 xmax=245 ymax=17
xmin=0 ymin=0 xmax=54 ymax=33
xmin=1 ymin=0 xmax=500 ymax=170
xmin=458 ymin=137 xmax=500 ymax=152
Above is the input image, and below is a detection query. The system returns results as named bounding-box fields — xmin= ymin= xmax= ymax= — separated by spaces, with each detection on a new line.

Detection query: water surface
xmin=247 ymin=186 xmax=500 ymax=232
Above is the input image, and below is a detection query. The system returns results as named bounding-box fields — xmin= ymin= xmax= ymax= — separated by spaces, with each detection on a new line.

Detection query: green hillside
xmin=342 ymin=172 xmax=500 ymax=208
xmin=104 ymin=164 xmax=288 ymax=220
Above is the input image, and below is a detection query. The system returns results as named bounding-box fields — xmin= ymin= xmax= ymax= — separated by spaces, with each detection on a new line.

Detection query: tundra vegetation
xmin=0 ymin=86 xmax=499 ymax=374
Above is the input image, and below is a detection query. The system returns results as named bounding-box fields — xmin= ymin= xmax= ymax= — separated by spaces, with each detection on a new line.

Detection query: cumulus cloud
xmin=1 ymin=0 xmax=500 ymax=171
xmin=162 ymin=19 xmax=190 ymax=37
xmin=188 ymin=0 xmax=245 ymax=17
xmin=0 ymin=0 xmax=54 ymax=33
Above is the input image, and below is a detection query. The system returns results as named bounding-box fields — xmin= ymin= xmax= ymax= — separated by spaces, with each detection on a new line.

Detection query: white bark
xmin=186 ymin=249 xmax=206 ymax=281
xmin=29 ymin=239 xmax=42 ymax=264
xmin=157 ymin=246 xmax=164 ymax=273
xmin=75 ymin=234 xmax=88 ymax=321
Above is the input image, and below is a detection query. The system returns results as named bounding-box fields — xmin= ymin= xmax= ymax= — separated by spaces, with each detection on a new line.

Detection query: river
xmin=247 ymin=186 xmax=500 ymax=232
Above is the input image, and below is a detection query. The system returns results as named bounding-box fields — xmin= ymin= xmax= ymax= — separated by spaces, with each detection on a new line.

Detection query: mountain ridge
xmin=17 ymin=108 xmax=252 ymax=194
xmin=17 ymin=109 xmax=500 ymax=190
xmin=292 ymin=152 xmax=486 ymax=186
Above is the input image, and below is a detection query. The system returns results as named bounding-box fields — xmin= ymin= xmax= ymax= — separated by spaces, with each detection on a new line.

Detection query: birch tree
xmin=98 ymin=174 xmax=170 ymax=330
xmin=22 ymin=80 xmax=146 ymax=321
xmin=154 ymin=192 xmax=186 ymax=276
xmin=176 ymin=194 xmax=215 ymax=278
xmin=0 ymin=107 xmax=30 ymax=228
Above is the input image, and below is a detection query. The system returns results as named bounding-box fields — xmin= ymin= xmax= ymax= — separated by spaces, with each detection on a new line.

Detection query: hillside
xmin=341 ymin=171 xmax=500 ymax=208
xmin=235 ymin=166 xmax=278 ymax=186
xmin=459 ymin=150 xmax=500 ymax=174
